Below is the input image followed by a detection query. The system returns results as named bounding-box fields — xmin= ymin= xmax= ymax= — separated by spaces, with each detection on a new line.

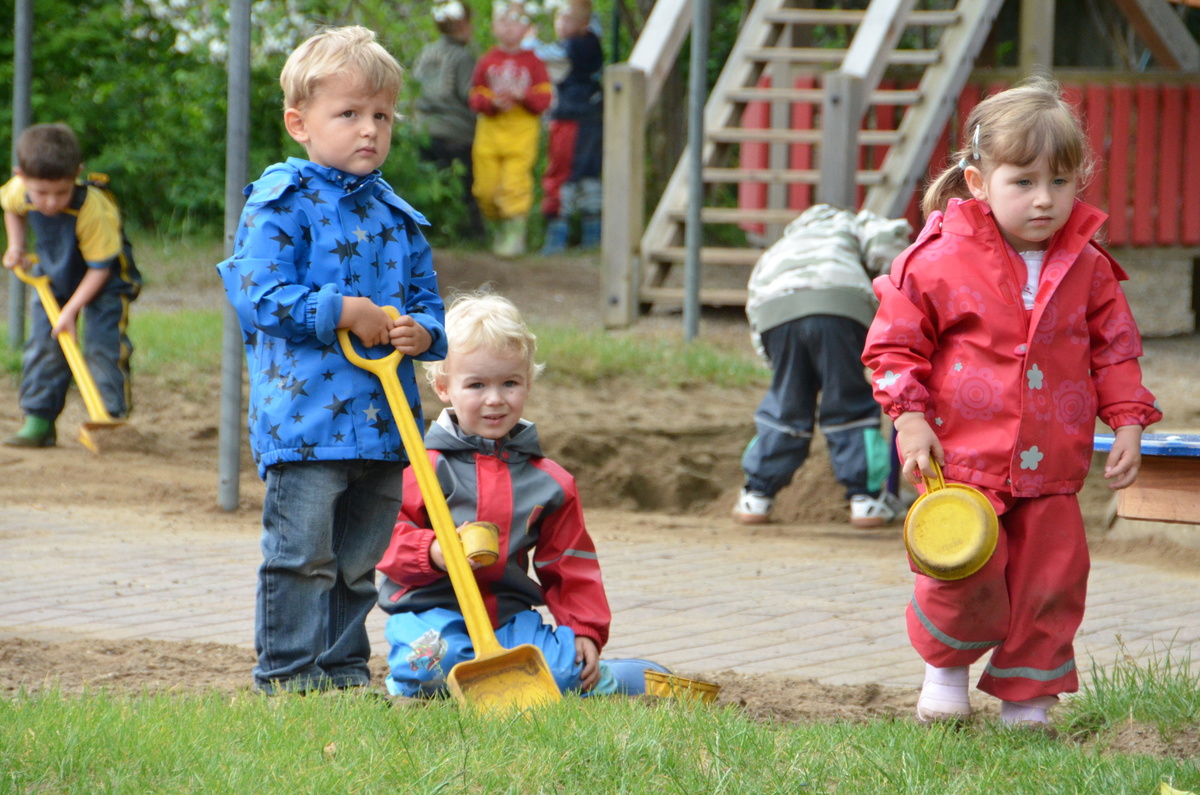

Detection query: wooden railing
xmin=739 ymin=71 xmax=1200 ymax=247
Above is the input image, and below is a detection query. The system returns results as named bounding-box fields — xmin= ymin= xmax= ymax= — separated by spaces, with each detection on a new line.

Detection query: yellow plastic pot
xmin=904 ymin=460 xmax=998 ymax=580
xmin=644 ymin=670 xmax=720 ymax=703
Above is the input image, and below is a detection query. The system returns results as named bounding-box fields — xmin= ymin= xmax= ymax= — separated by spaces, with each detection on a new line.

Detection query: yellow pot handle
xmin=921 ymin=459 xmax=947 ymax=494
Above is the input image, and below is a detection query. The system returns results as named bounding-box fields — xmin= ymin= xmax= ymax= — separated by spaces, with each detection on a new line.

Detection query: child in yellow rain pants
xmin=469 ymin=1 xmax=552 ymax=257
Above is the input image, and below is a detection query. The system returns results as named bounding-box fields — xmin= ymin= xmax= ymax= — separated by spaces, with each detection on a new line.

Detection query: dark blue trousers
xmin=741 ymin=315 xmax=889 ymax=499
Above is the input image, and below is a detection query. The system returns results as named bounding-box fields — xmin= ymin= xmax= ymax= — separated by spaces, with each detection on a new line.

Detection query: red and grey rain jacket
xmin=377 ymin=409 xmax=611 ymax=649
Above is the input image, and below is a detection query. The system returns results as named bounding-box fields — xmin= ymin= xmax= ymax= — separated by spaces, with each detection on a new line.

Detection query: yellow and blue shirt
xmin=0 ymin=175 xmax=140 ymax=300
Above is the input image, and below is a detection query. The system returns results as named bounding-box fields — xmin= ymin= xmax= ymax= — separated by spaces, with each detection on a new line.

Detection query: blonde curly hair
xmin=424 ymin=292 xmax=545 ymax=387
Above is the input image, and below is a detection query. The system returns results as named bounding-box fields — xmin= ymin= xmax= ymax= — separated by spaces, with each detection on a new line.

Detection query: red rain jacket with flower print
xmin=863 ymin=197 xmax=1162 ymax=497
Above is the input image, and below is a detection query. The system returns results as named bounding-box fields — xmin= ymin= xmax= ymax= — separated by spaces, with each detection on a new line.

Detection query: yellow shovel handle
xmin=337 ymin=309 xmax=504 ymax=658
xmin=12 ymin=265 xmax=114 ymax=423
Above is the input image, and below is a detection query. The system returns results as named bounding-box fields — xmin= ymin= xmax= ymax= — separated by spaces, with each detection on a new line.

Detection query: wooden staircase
xmin=631 ymin=0 xmax=1005 ymax=316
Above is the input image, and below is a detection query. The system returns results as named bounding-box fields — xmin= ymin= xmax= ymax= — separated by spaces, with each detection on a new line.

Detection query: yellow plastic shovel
xmin=338 ymin=309 xmax=561 ymax=715
xmin=12 ymin=264 xmax=126 ymax=454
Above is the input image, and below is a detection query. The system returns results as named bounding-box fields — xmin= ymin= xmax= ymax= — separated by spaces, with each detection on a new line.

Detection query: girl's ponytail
xmin=921 ymin=160 xmax=971 ymax=218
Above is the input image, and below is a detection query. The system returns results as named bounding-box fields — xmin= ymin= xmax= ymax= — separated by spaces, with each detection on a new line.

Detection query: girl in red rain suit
xmin=862 ymin=76 xmax=1162 ymax=730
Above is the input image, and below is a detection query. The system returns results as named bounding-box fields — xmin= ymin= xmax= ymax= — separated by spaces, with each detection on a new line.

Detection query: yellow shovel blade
xmin=447 ymin=644 xmax=562 ymax=715
xmin=78 ymin=419 xmax=130 ymax=455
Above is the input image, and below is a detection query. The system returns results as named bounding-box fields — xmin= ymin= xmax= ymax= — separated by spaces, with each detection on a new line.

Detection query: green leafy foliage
xmin=0 ymin=0 xmax=642 ymax=243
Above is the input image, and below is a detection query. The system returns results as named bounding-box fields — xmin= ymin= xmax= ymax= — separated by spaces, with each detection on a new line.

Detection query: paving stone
xmin=2 ymin=507 xmax=1199 ymax=691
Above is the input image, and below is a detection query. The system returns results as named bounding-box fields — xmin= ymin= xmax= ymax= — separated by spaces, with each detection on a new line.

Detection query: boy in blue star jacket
xmin=219 ymin=25 xmax=447 ymax=694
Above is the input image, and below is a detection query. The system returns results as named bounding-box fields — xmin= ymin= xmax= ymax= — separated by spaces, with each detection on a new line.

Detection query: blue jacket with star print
xmin=218 ymin=158 xmax=447 ymax=478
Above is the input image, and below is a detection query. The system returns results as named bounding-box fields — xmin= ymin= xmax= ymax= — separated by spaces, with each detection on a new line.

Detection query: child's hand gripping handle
xmin=336 ymin=308 xmax=504 ymax=657
xmin=919 ymin=459 xmax=947 ymax=495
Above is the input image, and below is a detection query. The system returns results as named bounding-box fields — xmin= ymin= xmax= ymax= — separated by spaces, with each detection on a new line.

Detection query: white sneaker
xmin=732 ymin=489 xmax=773 ymax=525
xmin=916 ymin=665 xmax=972 ymax=724
xmin=1000 ymin=696 xmax=1058 ymax=728
xmin=849 ymin=491 xmax=903 ymax=528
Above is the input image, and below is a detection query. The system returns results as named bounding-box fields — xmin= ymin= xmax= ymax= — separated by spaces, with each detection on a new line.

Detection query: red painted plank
xmin=1131 ymin=84 xmax=1158 ymax=246
xmin=1107 ymin=85 xmax=1133 ymax=246
xmin=905 ymin=191 xmax=923 ymax=234
xmin=1156 ymin=85 xmax=1184 ymax=245
xmin=873 ymin=79 xmax=899 ymax=167
xmin=958 ymin=82 xmax=984 ymax=154
xmin=738 ymin=74 xmax=771 ymax=235
xmin=1083 ymin=84 xmax=1109 ymax=216
xmin=788 ymin=74 xmax=816 ymax=212
xmin=1062 ymin=83 xmax=1084 ymax=116
xmin=1183 ymin=86 xmax=1200 ymax=245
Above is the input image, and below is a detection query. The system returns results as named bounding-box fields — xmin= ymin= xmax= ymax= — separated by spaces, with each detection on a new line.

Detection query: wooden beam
xmin=626 ymin=0 xmax=692 ymax=110
xmin=1112 ymin=0 xmax=1200 ymax=71
xmin=864 ymin=0 xmax=1006 ymax=218
xmin=1116 ymin=456 xmax=1200 ymax=524
xmin=1019 ymin=0 xmax=1055 ymax=73
xmin=602 ymin=66 xmax=646 ymax=328
xmin=818 ymin=72 xmax=865 ymax=209
xmin=841 ymin=0 xmax=920 ymax=87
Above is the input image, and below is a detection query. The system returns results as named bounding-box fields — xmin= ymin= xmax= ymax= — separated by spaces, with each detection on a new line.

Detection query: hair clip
xmin=970 ymin=123 xmax=982 ymax=161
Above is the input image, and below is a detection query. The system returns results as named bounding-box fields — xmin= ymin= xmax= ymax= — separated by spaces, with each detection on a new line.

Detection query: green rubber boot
xmin=493 ymin=216 xmax=527 ymax=259
xmin=3 ymin=415 xmax=56 ymax=448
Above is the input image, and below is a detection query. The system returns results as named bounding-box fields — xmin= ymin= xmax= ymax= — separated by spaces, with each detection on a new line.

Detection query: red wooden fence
xmin=738 ymin=76 xmax=1200 ymax=247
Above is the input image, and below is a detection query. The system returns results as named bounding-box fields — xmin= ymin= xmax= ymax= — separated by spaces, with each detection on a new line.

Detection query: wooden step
xmin=709 ymin=128 xmax=903 ymax=146
xmin=702 ymin=167 xmax=885 ymax=186
xmin=726 ymin=87 xmax=922 ymax=105
xmin=763 ymin=8 xmax=960 ymax=27
xmin=745 ymin=47 xmax=941 ymax=67
xmin=639 ymin=286 xmax=749 ymax=307
xmin=666 ymin=207 xmax=801 ymax=224
xmin=647 ymin=246 xmax=764 ymax=266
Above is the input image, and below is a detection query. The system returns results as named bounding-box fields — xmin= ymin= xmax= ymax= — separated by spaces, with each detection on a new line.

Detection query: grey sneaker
xmin=732 ymin=489 xmax=773 ymax=525
xmin=849 ymin=491 xmax=903 ymax=528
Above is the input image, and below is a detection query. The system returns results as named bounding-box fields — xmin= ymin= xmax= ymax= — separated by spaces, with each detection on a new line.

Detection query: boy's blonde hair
xmin=922 ymin=74 xmax=1093 ymax=218
xmin=280 ymin=25 xmax=404 ymax=110
xmin=425 ymin=292 xmax=544 ymax=386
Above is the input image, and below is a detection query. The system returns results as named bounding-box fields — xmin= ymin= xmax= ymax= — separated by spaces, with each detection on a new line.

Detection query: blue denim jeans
xmin=254 ymin=460 xmax=404 ymax=693
xmin=383 ymin=608 xmax=617 ymax=697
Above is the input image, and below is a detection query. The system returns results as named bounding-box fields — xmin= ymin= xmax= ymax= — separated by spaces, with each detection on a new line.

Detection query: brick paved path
xmin=3 ymin=507 xmax=1198 ymax=691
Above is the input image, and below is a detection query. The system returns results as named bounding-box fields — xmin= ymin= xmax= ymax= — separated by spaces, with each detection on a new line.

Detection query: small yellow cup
xmin=458 ymin=521 xmax=500 ymax=566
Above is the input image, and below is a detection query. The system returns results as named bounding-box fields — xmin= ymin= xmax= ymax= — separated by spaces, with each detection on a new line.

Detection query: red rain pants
xmin=906 ymin=492 xmax=1089 ymax=702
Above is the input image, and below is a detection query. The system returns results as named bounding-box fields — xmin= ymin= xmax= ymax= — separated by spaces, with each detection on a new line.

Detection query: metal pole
xmin=8 ymin=0 xmax=33 ymax=349
xmin=683 ymin=0 xmax=708 ymax=342
xmin=218 ymin=0 xmax=252 ymax=511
